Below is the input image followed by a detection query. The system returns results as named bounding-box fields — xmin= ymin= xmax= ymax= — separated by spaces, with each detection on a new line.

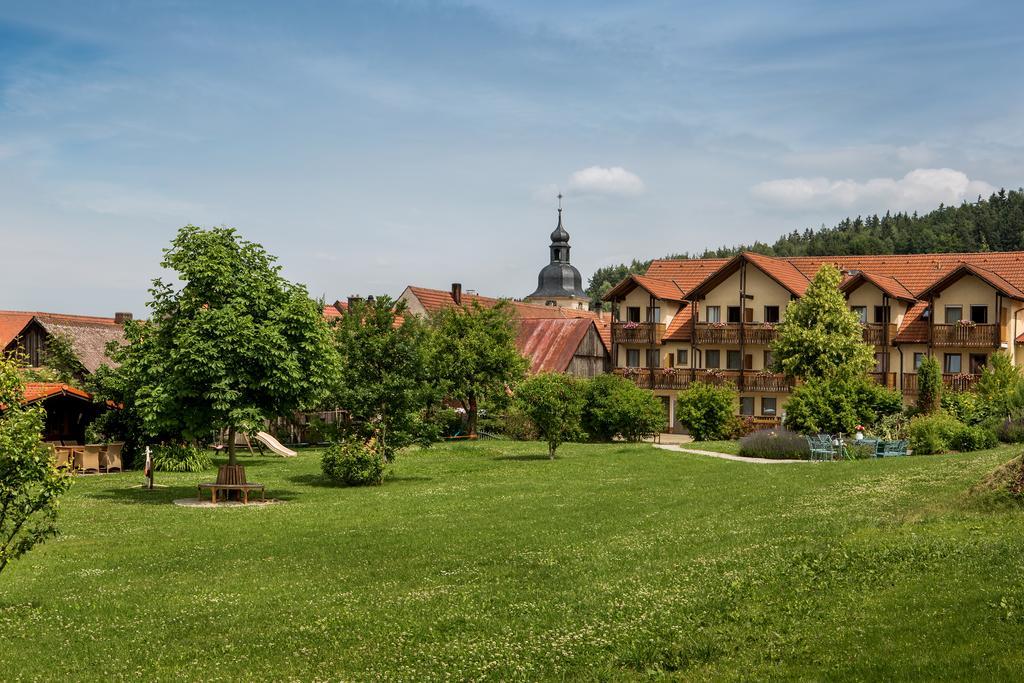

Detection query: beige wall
xmin=699 ymin=266 xmax=792 ymax=323
xmin=931 ymin=276 xmax=1001 ymax=326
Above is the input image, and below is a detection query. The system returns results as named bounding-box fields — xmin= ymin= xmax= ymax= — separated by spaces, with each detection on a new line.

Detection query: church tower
xmin=524 ymin=196 xmax=589 ymax=309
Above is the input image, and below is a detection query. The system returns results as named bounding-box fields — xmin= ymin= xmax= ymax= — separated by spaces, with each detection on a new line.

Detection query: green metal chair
xmin=806 ymin=434 xmax=837 ymax=461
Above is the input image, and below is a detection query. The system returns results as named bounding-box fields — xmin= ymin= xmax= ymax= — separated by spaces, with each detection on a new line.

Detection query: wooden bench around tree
xmin=197 ymin=482 xmax=266 ymax=504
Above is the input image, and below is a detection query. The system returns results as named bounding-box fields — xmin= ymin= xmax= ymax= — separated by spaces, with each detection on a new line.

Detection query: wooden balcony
xmin=695 ymin=322 xmax=778 ymax=346
xmin=868 ymin=371 xmax=897 ymax=389
xmin=930 ymin=323 xmax=1001 ymax=348
xmin=900 ymin=372 xmax=980 ymax=394
xmin=613 ymin=368 xmax=793 ymax=392
xmin=862 ymin=323 xmax=897 ymax=346
xmin=612 ymin=321 xmax=666 ymax=345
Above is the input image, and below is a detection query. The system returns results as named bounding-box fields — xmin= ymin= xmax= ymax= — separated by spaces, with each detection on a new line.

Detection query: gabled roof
xmin=602 ymin=274 xmax=686 ymax=302
xmin=687 ymin=252 xmax=810 ymax=299
xmin=662 ymin=303 xmax=693 ymax=342
xmin=916 ymin=262 xmax=1024 ymax=300
xmin=839 ymin=270 xmax=917 ymax=302
xmin=0 ymin=310 xmax=126 ymax=373
xmin=402 ymin=286 xmax=501 ymax=314
xmin=644 ymin=258 xmax=731 ymax=290
xmin=516 ymin=318 xmax=607 ymax=374
xmin=22 ymin=382 xmax=93 ymax=405
xmin=893 ymin=301 xmax=930 ymax=343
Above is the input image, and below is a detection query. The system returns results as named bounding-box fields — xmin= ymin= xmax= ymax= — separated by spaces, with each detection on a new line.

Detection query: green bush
xmin=949 ymin=424 xmax=998 ymax=452
xmin=996 ymin=418 xmax=1024 ymax=443
xmin=784 ymin=375 xmax=901 ymax=435
xmin=941 ymin=392 xmax=982 ymax=426
xmin=917 ymin=356 xmax=942 ymax=414
xmin=907 ymin=413 xmax=964 ymax=455
xmin=514 ymin=373 xmax=586 ymax=458
xmin=738 ymin=428 xmax=809 ymax=459
xmin=876 ymin=412 xmax=909 ymax=441
xmin=321 ymin=439 xmax=385 ymax=486
xmin=675 ymin=382 xmax=737 ymax=441
xmin=582 ymin=374 xmax=666 ymax=442
xmin=151 ymin=443 xmax=213 ymax=472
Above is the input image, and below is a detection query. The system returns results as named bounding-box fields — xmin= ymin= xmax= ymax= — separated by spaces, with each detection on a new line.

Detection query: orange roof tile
xmin=644 ymin=258 xmax=731 ymax=290
xmin=602 ymin=274 xmax=686 ymax=302
xmin=840 ymin=270 xmax=916 ymax=301
xmin=22 ymin=382 xmax=93 ymax=404
xmin=662 ymin=304 xmax=694 ymax=342
xmin=894 ymin=301 xmax=930 ymax=343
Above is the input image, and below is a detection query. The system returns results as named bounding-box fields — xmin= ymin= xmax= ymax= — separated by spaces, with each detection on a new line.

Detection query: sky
xmin=2 ymin=0 xmax=1024 ymax=316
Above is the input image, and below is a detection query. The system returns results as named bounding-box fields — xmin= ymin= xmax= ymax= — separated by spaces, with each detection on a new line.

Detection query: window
xmin=645 ymin=349 xmax=661 ymax=368
xmin=944 ymin=306 xmax=963 ymax=324
xmin=874 ymin=352 xmax=886 ymax=372
xmin=944 ymin=353 xmax=962 ymax=374
xmin=763 ymin=350 xmax=773 ymax=369
xmin=764 ymin=305 xmax=780 ymax=323
xmin=705 ymin=349 xmax=721 ymax=369
xmin=705 ymin=306 xmax=721 ymax=323
xmin=677 ymin=349 xmax=688 ymax=366
xmin=874 ymin=305 xmax=890 ymax=324
xmin=969 ymin=353 xmax=987 ymax=374
xmin=913 ymin=352 xmax=926 ymax=370
xmin=761 ymin=397 xmax=777 ymax=416
xmin=626 ymin=349 xmax=640 ymax=368
xmin=626 ymin=306 xmax=641 ymax=323
xmin=726 ymin=350 xmax=742 ymax=370
xmin=739 ymin=397 xmax=754 ymax=416
xmin=727 ymin=306 xmax=742 ymax=324
xmin=647 ymin=306 xmax=661 ymax=323
xmin=970 ymin=305 xmax=988 ymax=324
xmin=851 ymin=306 xmax=868 ymax=324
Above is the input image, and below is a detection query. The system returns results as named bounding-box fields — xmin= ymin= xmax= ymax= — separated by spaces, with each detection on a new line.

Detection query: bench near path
xmin=653 ymin=443 xmax=805 ymax=464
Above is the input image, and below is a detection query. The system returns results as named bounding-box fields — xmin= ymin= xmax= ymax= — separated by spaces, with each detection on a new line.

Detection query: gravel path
xmin=654 ymin=443 xmax=806 ymax=464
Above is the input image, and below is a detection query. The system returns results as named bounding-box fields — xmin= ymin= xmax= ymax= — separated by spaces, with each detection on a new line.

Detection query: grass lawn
xmin=2 ymin=441 xmax=1024 ymax=680
xmin=683 ymin=439 xmax=742 ymax=455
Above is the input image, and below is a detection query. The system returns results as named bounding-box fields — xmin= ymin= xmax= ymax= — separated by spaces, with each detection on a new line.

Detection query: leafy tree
xmin=331 ymin=297 xmax=436 ymax=461
xmin=0 ymin=354 xmax=73 ymax=577
xmin=42 ymin=334 xmax=87 ymax=384
xmin=916 ymin=356 xmax=943 ymax=414
xmin=514 ymin=373 xmax=585 ymax=458
xmin=431 ymin=301 xmax=529 ymax=435
xmin=114 ymin=226 xmax=339 ymax=465
xmin=586 ymin=259 xmax=650 ymax=310
xmin=675 ymin=382 xmax=737 ymax=441
xmin=974 ymin=351 xmax=1022 ymax=423
xmin=771 ymin=264 xmax=874 ymax=381
xmin=582 ymin=373 xmax=665 ymax=441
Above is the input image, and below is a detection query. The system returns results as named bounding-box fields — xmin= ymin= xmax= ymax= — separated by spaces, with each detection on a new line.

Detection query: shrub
xmin=949 ymin=424 xmax=998 ymax=452
xmin=738 ymin=428 xmax=809 ymax=459
xmin=916 ymin=356 xmax=942 ymax=414
xmin=322 ymin=439 xmax=385 ymax=486
xmin=151 ymin=443 xmax=213 ymax=472
xmin=582 ymin=374 xmax=665 ymax=442
xmin=907 ymin=413 xmax=964 ymax=455
xmin=784 ymin=374 xmax=901 ymax=435
xmin=876 ymin=412 xmax=909 ymax=441
xmin=675 ymin=382 xmax=737 ymax=441
xmin=941 ymin=391 xmax=982 ymax=426
xmin=498 ymin=406 xmax=539 ymax=441
xmin=996 ymin=418 xmax=1024 ymax=443
xmin=514 ymin=373 xmax=586 ymax=458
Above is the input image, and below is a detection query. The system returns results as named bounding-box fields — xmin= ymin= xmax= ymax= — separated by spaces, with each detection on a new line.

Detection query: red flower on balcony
xmin=957 ymin=319 xmax=977 ymax=328
xmin=623 ymin=321 xmax=640 ymax=330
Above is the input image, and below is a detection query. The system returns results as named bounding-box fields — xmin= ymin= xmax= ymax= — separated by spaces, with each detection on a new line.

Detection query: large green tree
xmin=118 ymin=226 xmax=338 ymax=464
xmin=0 ymin=354 xmax=73 ymax=578
xmin=331 ymin=297 xmax=436 ymax=461
xmin=772 ymin=264 xmax=875 ymax=381
xmin=430 ymin=301 xmax=528 ymax=435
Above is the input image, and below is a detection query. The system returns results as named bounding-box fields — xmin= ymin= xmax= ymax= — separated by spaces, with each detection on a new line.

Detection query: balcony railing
xmin=862 ymin=323 xmax=897 ymax=346
xmin=930 ymin=323 xmax=1001 ymax=348
xmin=612 ymin=321 xmax=666 ymax=345
xmin=868 ymin=371 xmax=897 ymax=389
xmin=695 ymin=322 xmax=778 ymax=346
xmin=614 ymin=367 xmax=793 ymax=392
xmin=900 ymin=372 xmax=980 ymax=394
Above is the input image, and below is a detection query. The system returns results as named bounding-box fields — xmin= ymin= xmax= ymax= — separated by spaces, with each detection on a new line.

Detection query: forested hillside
xmin=587 ymin=188 xmax=1024 ymax=306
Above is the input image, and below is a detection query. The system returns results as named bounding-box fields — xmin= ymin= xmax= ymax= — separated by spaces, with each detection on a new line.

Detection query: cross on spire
xmin=557 ymin=193 xmax=563 ymax=212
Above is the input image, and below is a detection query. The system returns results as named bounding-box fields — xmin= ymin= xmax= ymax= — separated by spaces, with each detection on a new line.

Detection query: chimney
xmin=333 ymin=300 xmax=347 ymax=315
xmin=114 ymin=312 xmax=133 ymax=324
xmin=451 ymin=282 xmax=462 ymax=305
xmin=594 ymin=301 xmax=604 ymax=320
xmin=347 ymin=295 xmax=363 ymax=309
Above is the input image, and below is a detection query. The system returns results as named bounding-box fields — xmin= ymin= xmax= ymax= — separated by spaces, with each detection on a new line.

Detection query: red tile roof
xmin=644 ymin=258 xmax=731 ymax=289
xmin=22 ymin=382 xmax=93 ymax=404
xmin=894 ymin=302 xmax=930 ymax=343
xmin=662 ymin=304 xmax=694 ymax=342
xmin=840 ymin=270 xmax=917 ymax=301
xmin=516 ymin=318 xmax=606 ymax=374
xmin=0 ymin=312 xmax=34 ymax=349
xmin=603 ymin=274 xmax=686 ymax=302
xmin=0 ymin=310 xmax=125 ymax=373
xmin=404 ymin=286 xmax=500 ymax=314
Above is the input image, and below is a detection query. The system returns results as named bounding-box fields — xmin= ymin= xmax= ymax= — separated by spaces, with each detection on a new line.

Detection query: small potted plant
xmin=855 ymin=424 xmax=865 ymax=441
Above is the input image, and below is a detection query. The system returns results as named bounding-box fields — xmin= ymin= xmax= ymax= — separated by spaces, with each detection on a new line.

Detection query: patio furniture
xmin=76 ymin=445 xmax=103 ymax=473
xmin=806 ymin=434 xmax=838 ymax=461
xmin=103 ymin=442 xmax=124 ymax=472
xmin=875 ymin=439 xmax=908 ymax=457
xmin=197 ymin=482 xmax=266 ymax=504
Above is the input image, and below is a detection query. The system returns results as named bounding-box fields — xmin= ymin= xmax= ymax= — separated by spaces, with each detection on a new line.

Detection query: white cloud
xmin=59 ymin=181 xmax=206 ymax=218
xmin=567 ymin=166 xmax=645 ymax=197
xmin=751 ymin=168 xmax=995 ymax=212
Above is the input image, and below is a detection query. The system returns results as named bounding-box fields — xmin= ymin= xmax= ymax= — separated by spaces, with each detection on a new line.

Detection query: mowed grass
xmin=2 ymin=441 xmax=1024 ymax=681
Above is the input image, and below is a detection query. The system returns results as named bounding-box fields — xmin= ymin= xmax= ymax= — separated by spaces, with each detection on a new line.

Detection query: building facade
xmin=603 ymin=251 xmax=1024 ymax=432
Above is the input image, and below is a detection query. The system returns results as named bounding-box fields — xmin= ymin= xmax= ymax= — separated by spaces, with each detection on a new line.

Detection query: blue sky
xmin=2 ymin=1 xmax=1023 ymax=315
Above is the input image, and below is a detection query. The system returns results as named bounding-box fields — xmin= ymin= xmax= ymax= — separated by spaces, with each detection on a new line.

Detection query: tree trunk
xmin=549 ymin=443 xmax=555 ymax=460
xmin=226 ymin=425 xmax=237 ymax=466
xmin=467 ymin=394 xmax=478 ymax=436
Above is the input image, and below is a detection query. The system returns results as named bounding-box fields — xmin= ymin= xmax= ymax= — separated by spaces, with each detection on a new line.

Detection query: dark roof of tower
xmin=549 ymin=208 xmax=570 ymax=244
xmin=529 ymin=207 xmax=587 ymax=300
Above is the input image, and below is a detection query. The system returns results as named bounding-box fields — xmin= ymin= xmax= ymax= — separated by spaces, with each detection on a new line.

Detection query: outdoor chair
xmin=876 ymin=440 xmax=908 ymax=457
xmin=103 ymin=443 xmax=124 ymax=472
xmin=806 ymin=434 xmax=837 ymax=461
xmin=76 ymin=445 xmax=103 ymax=473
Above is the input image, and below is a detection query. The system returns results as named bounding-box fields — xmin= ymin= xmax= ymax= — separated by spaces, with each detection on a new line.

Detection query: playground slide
xmin=255 ymin=431 xmax=298 ymax=457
